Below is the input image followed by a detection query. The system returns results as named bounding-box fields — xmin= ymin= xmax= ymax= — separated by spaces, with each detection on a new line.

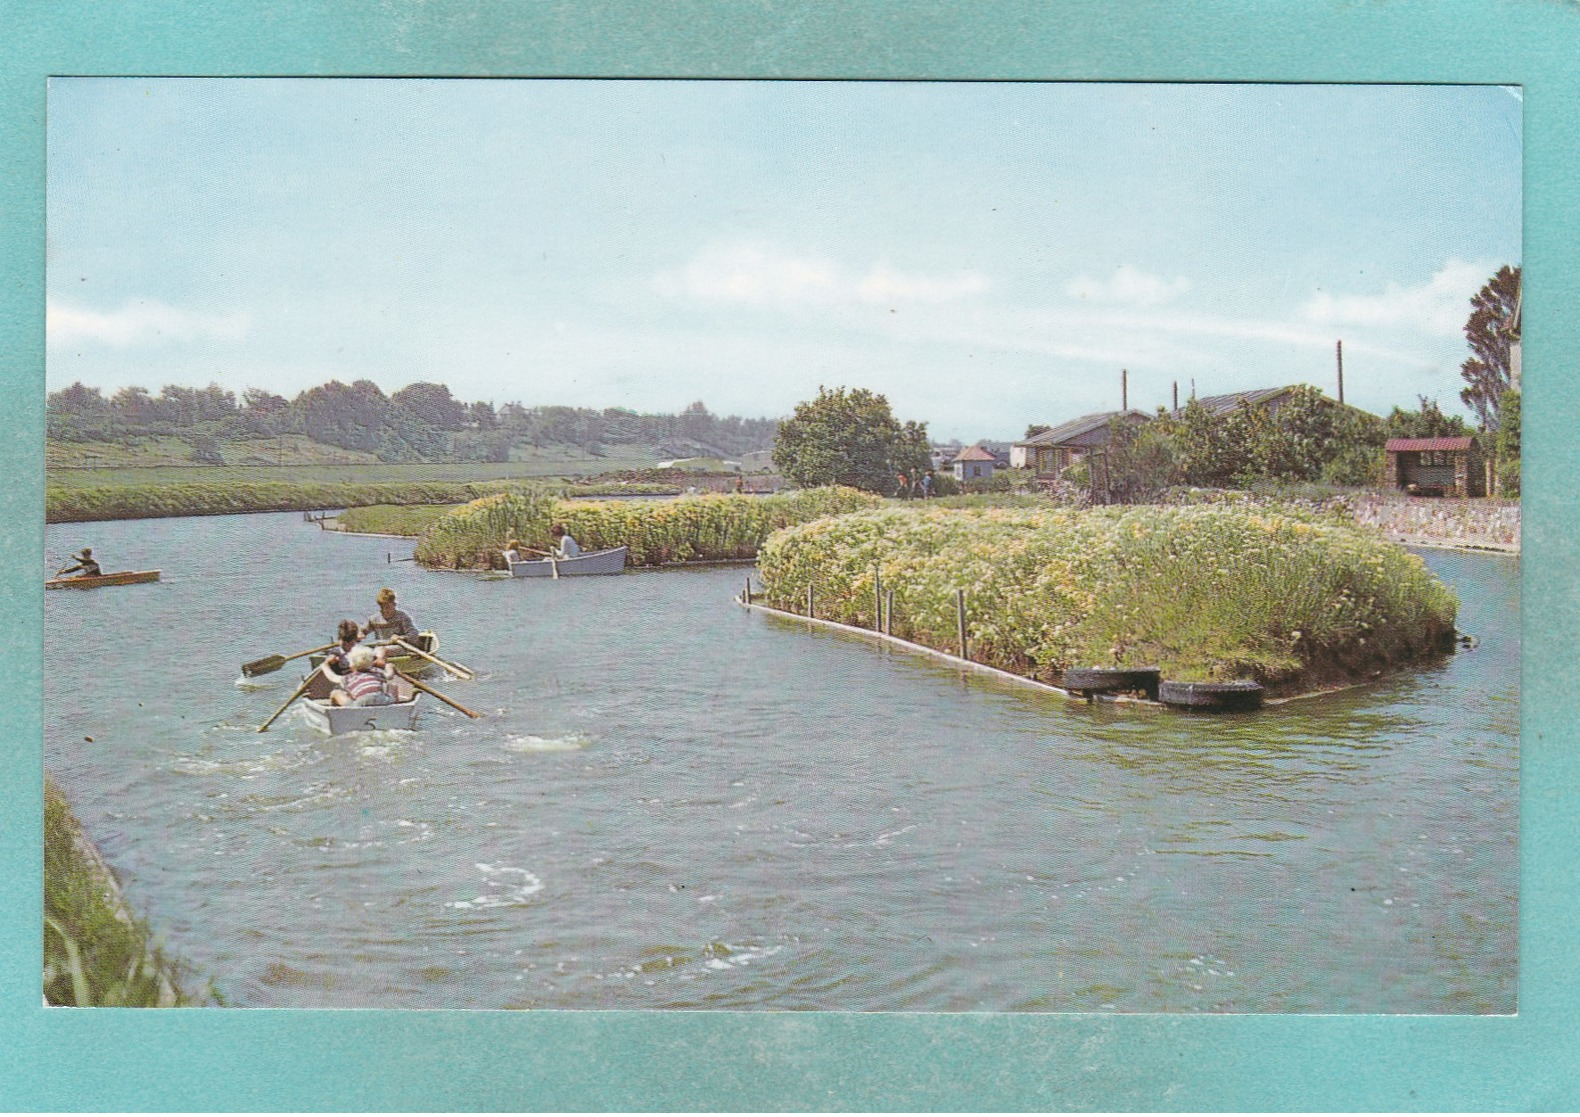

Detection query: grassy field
xmin=756 ymin=502 xmax=1458 ymax=694
xmin=46 ymin=438 xmax=664 ymax=489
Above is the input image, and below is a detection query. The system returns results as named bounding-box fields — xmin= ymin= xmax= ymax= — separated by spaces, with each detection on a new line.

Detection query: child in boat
xmin=550 ymin=524 xmax=581 ymax=560
xmin=324 ymin=646 xmax=397 ymax=707
xmin=56 ymin=548 xmax=102 ymax=579
xmin=503 ymin=539 xmax=523 ymax=564
xmin=363 ymin=587 xmax=419 ymax=665
xmin=323 ymin=619 xmax=361 ymax=675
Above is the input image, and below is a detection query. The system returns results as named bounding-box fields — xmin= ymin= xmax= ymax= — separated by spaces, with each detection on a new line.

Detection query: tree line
xmin=47 ymin=379 xmax=778 ymax=464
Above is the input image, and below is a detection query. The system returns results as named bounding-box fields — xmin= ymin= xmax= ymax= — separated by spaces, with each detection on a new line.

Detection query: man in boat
xmin=362 ymin=587 xmax=420 ymax=666
xmin=55 ymin=548 xmax=102 ymax=579
xmin=322 ymin=645 xmax=398 ymax=707
xmin=549 ymin=524 xmax=581 ymax=560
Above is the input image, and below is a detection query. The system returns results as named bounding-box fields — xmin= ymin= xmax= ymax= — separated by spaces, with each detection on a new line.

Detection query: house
xmin=951 ymin=444 xmax=998 ymax=482
xmin=1012 ymin=410 xmax=1150 ymax=480
xmin=975 ymin=440 xmax=1013 ymax=469
xmin=1384 ymin=436 xmax=1486 ymax=498
xmin=1169 ymin=385 xmax=1304 ymax=420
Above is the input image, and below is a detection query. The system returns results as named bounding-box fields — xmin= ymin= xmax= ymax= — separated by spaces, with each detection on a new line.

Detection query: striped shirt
xmin=340 ymin=669 xmax=390 ymax=702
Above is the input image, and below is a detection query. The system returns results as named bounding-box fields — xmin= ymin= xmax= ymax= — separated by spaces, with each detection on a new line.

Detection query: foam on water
xmin=445 ymin=863 xmax=544 ymax=909
xmin=502 ymin=733 xmax=591 ymax=753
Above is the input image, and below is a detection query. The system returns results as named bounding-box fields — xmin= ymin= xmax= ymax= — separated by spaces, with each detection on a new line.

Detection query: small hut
xmin=1384 ymin=436 xmax=1486 ymax=498
xmin=951 ymin=444 xmax=998 ymax=482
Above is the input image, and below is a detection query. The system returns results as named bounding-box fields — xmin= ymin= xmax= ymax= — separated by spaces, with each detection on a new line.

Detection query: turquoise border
xmin=3 ymin=1 xmax=1573 ymax=1109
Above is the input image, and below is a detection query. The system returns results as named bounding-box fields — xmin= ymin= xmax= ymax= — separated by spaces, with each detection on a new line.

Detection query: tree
xmin=772 ymin=386 xmax=930 ymax=493
xmin=1458 ymin=264 xmax=1521 ymax=431
xmin=1495 ymin=388 xmax=1521 ymax=497
xmin=1024 ymin=424 xmax=1051 ymax=439
xmin=1384 ymin=396 xmax=1471 ymax=440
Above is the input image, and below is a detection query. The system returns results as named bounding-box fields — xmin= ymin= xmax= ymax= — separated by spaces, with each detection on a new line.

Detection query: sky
xmin=46 ymin=79 xmax=1522 ymax=442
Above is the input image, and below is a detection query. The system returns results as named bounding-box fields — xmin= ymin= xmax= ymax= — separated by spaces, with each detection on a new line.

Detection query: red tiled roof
xmin=953 ymin=445 xmax=998 ymax=462
xmin=1385 ymin=437 xmax=1475 ymax=452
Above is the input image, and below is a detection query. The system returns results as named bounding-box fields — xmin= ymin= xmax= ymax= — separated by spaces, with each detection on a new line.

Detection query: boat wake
xmin=502 ymin=733 xmax=591 ymax=753
xmin=445 ymin=863 xmax=544 ymax=909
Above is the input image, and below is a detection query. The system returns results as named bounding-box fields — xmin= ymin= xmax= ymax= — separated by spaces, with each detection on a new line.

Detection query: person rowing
xmin=323 ymin=619 xmax=362 ymax=675
xmin=549 ymin=524 xmax=581 ymax=560
xmin=55 ymin=548 xmax=102 ymax=579
xmin=363 ymin=587 xmax=420 ymax=665
xmin=322 ymin=645 xmax=399 ymax=708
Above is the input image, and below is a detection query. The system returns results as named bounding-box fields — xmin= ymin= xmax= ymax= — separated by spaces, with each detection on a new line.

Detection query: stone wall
xmin=1349 ymin=493 xmax=1520 ymax=550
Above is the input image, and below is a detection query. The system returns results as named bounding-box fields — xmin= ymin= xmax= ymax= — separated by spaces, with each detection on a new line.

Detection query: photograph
xmin=41 ymin=77 xmax=1521 ymax=1014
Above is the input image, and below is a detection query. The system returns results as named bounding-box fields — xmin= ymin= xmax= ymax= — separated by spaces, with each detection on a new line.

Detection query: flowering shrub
xmin=756 ymin=503 xmax=1458 ymax=691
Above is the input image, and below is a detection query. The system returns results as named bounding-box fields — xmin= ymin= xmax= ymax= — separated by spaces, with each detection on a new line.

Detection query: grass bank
xmin=756 ymin=503 xmax=1458 ymax=694
xmin=414 ymin=486 xmax=882 ymax=569
xmin=45 ymin=479 xmax=538 ymax=523
xmin=44 ymin=776 xmax=211 ymax=1006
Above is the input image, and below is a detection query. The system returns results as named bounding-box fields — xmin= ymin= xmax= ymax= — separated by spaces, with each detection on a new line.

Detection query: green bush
xmin=756 ymin=503 xmax=1457 ymax=693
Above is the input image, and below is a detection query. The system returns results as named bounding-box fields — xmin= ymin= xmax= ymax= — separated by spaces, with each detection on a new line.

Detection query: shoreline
xmin=736 ymin=594 xmax=1446 ymax=711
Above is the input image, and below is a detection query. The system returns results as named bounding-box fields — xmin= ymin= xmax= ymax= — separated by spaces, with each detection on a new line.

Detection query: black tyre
xmin=1061 ymin=666 xmax=1161 ymax=698
xmin=1158 ymin=679 xmax=1264 ymax=711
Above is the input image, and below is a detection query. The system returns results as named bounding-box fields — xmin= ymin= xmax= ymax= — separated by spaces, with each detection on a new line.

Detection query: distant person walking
xmin=921 ymin=470 xmax=937 ymax=498
xmin=895 ymin=471 xmax=910 ymax=500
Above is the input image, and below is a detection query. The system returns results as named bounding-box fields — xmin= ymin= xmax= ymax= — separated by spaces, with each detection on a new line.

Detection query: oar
xmin=392 ymin=637 xmax=475 ymax=680
xmin=394 ymin=669 xmax=481 ymax=719
xmin=242 ymin=642 xmax=338 ymax=679
xmin=520 ymin=547 xmax=560 ymax=578
xmin=258 ymin=666 xmax=323 ymax=732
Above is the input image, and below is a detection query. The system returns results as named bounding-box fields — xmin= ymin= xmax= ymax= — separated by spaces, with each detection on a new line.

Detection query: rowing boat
xmin=308 ymin=632 xmax=442 ymax=678
xmin=45 ymin=569 xmax=161 ymax=590
xmin=506 ymin=546 xmax=627 ymax=577
xmin=300 ymin=671 xmax=420 ymax=735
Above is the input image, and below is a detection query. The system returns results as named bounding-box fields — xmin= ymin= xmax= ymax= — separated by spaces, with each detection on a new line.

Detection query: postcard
xmin=8 ymin=4 xmax=1577 ymax=1111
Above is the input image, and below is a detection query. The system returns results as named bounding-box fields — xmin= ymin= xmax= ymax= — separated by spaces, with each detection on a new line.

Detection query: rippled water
xmin=43 ymin=512 xmax=1518 ymax=1011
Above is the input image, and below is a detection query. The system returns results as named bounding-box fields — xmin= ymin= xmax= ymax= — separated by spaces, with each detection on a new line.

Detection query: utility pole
xmin=1172 ymin=381 xmax=1179 ymax=412
xmin=1336 ymin=340 xmax=1345 ymax=405
xmin=1121 ymin=369 xmax=1128 ymax=412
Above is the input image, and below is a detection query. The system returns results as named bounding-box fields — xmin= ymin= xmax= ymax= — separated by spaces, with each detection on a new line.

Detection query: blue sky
xmin=46 ymin=79 xmax=1521 ymax=441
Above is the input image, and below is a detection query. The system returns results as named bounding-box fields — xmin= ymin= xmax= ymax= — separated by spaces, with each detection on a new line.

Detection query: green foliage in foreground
xmin=414 ymin=486 xmax=882 ymax=569
xmin=44 ymin=777 xmax=210 ymax=1006
xmin=756 ymin=503 xmax=1458 ymax=692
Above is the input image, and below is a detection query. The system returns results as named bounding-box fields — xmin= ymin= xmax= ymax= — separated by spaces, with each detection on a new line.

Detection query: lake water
xmin=43 ymin=512 xmax=1518 ymax=1011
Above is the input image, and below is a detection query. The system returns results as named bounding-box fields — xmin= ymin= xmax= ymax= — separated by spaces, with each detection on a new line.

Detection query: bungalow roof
xmin=1014 ymin=409 xmax=1148 ymax=448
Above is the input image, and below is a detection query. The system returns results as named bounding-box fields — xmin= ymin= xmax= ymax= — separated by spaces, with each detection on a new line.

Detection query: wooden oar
xmin=519 ymin=547 xmax=560 ymax=578
xmin=394 ymin=669 xmax=481 ymax=719
xmin=242 ymin=642 xmax=338 ymax=679
xmin=392 ymin=637 xmax=475 ymax=680
xmin=258 ymin=666 xmax=322 ymax=732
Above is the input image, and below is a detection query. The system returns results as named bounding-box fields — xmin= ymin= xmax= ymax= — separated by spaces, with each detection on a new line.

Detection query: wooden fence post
xmin=956 ymin=588 xmax=968 ymax=660
xmin=886 ymin=589 xmax=895 ymax=636
xmin=873 ymin=567 xmax=882 ymax=632
xmin=806 ymin=582 xmax=814 ymax=619
xmin=744 ymin=576 xmax=752 ymax=606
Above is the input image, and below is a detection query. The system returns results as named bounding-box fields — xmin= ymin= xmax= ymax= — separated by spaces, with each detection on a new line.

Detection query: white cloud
xmin=1063 ymin=266 xmax=1190 ymax=306
xmin=654 ymin=242 xmax=987 ymax=308
xmin=1300 ymin=260 xmax=1489 ymax=337
xmin=47 ymin=299 xmax=250 ymax=347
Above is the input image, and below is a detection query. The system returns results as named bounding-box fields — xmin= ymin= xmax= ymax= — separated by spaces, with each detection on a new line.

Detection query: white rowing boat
xmin=299 ymin=672 xmax=420 ymax=735
xmin=506 ymin=545 xmax=628 ymax=577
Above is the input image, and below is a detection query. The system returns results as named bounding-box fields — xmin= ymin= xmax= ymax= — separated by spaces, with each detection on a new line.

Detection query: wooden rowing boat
xmin=308 ymin=632 xmax=442 ymax=678
xmin=45 ymin=569 xmax=161 ymax=590
xmin=506 ymin=546 xmax=627 ymax=577
xmin=300 ymin=671 xmax=420 ymax=735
